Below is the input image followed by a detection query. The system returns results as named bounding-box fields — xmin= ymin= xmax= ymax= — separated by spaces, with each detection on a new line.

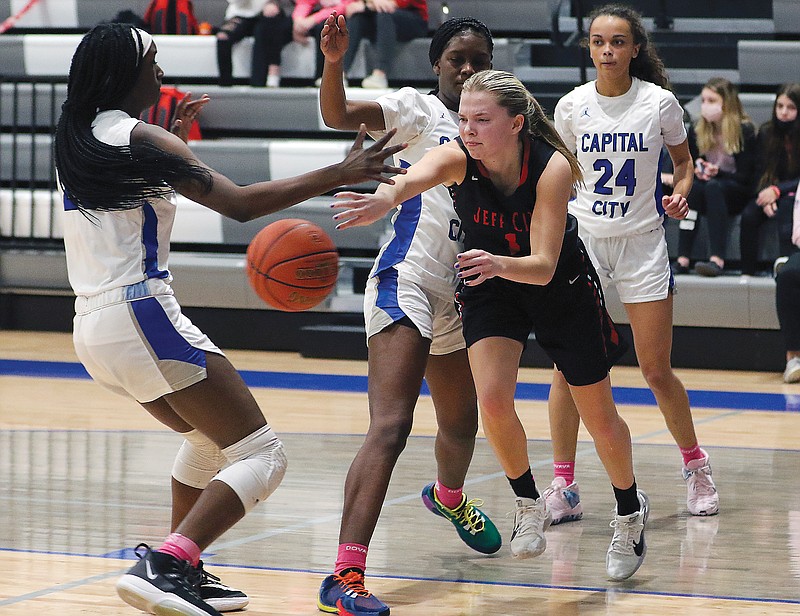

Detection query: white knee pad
xmin=171 ymin=429 xmax=227 ymax=489
xmin=215 ymin=425 xmax=287 ymax=513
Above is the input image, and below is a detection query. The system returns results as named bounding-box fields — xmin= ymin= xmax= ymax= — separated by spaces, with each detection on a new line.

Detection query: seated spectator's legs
xmin=678 ymin=179 xmax=708 ymax=264
xmin=342 ymin=12 xmax=371 ymax=76
xmin=776 ymin=194 xmax=797 ymax=257
xmin=372 ymin=9 xmax=427 ymax=77
xmin=739 ymin=198 xmax=768 ymax=275
xmin=251 ymin=13 xmax=293 ymax=87
xmin=217 ymin=16 xmax=258 ymax=87
xmin=681 ymin=178 xmax=749 ymax=269
xmin=312 ymin=20 xmax=328 ymax=80
xmin=775 ymin=252 xmax=800 ymax=369
xmin=705 ymin=178 xmax=749 ymax=263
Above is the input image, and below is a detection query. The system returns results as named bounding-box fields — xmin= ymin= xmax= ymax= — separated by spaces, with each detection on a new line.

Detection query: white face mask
xmin=700 ymin=102 xmax=723 ymax=123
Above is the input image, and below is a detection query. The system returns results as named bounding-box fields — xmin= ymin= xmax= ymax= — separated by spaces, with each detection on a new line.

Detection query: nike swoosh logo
xmin=568 ymin=275 xmax=580 ymax=285
xmin=144 ymin=559 xmax=158 ymax=580
xmin=633 ymin=533 xmax=645 ymax=556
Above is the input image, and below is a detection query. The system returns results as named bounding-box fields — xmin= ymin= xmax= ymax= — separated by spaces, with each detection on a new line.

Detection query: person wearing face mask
xmin=739 ymin=83 xmax=800 ymax=276
xmin=674 ymin=78 xmax=757 ymax=276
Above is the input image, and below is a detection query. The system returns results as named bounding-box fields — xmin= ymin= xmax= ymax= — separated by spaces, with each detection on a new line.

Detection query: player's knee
xmin=640 ymin=363 xmax=672 ymax=393
xmin=215 ymin=425 xmax=287 ymax=513
xmin=171 ymin=429 xmax=227 ymax=489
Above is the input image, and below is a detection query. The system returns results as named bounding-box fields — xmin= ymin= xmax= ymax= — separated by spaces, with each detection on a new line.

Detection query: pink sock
xmin=434 ymin=480 xmax=463 ymax=510
xmin=158 ymin=533 xmax=201 ymax=567
xmin=553 ymin=461 xmax=575 ymax=485
xmin=334 ymin=543 xmax=368 ymax=575
xmin=680 ymin=444 xmax=705 ymax=465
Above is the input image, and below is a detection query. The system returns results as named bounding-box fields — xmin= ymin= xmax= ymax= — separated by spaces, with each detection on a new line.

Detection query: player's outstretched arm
xmin=133 ymin=122 xmax=406 ymax=221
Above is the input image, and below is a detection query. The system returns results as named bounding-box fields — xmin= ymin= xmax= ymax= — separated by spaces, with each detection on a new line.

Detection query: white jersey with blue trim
xmin=368 ymin=87 xmax=462 ymax=297
xmin=61 ymin=109 xmax=176 ymax=297
xmin=555 ymin=77 xmax=687 ymax=238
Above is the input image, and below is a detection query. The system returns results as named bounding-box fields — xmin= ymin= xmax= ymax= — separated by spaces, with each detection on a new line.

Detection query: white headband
xmin=132 ymin=28 xmax=153 ymax=59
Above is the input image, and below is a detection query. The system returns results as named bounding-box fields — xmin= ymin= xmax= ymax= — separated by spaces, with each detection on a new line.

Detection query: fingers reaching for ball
xmin=340 ymin=125 xmax=407 ymax=186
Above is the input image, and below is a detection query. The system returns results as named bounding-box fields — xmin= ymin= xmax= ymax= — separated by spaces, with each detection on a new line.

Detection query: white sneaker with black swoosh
xmin=116 ymin=543 xmax=222 ymax=616
xmin=606 ymin=491 xmax=649 ymax=581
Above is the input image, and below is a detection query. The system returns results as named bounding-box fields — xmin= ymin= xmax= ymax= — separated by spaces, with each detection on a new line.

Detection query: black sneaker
xmin=116 ymin=543 xmax=222 ymax=616
xmin=694 ymin=261 xmax=722 ymax=277
xmin=196 ymin=562 xmax=249 ymax=612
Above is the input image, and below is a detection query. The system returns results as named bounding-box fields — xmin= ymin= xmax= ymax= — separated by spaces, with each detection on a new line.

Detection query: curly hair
xmin=581 ymin=3 xmax=671 ymax=90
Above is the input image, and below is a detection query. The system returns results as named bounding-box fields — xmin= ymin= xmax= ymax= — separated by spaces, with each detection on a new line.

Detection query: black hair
xmin=54 ymin=23 xmax=212 ymax=212
xmin=759 ymin=82 xmax=800 ymax=188
xmin=428 ymin=17 xmax=493 ymax=67
xmin=582 ymin=3 xmax=671 ymax=90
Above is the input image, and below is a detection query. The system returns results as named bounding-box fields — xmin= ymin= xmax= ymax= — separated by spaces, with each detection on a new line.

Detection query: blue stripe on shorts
xmin=375 ymin=268 xmax=406 ymax=322
xmin=131 ymin=297 xmax=206 ymax=368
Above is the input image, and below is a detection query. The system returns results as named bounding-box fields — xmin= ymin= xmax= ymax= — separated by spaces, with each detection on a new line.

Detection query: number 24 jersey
xmin=555 ymin=77 xmax=687 ymax=238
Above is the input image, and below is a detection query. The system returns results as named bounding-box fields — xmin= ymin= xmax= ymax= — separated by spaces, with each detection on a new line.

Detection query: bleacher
xmin=0 ymin=0 xmax=795 ymax=370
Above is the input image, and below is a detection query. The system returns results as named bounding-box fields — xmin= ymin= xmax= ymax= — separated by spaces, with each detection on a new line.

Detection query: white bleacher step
xmin=738 ymin=40 xmax=800 ymax=87
xmin=1 ymin=34 xmax=521 ymax=83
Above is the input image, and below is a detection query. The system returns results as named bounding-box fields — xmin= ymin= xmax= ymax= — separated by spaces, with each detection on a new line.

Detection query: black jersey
xmin=451 ymin=136 xmax=579 ymax=270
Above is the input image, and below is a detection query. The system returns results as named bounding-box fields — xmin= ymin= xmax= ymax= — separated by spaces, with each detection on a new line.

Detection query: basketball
xmin=246 ymin=219 xmax=339 ymax=312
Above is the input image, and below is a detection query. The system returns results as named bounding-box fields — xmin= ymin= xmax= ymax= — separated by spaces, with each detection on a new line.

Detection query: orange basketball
xmin=246 ymin=219 xmax=339 ymax=312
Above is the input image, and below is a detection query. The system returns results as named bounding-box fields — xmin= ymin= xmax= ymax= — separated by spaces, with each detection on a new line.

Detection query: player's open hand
xmin=331 ymin=190 xmax=396 ymax=229
xmin=320 ymin=13 xmax=349 ymax=61
xmin=170 ymin=92 xmax=209 ymax=143
xmin=338 ymin=124 xmax=406 ymax=185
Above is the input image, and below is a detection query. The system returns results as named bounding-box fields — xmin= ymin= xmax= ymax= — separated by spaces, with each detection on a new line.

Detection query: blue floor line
xmin=3 ymin=358 xmax=799 ymax=412
xmin=0 ymin=546 xmax=797 ymax=607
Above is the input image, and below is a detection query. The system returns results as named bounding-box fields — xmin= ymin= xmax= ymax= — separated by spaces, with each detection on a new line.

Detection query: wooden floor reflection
xmin=1 ymin=331 xmax=799 ymax=615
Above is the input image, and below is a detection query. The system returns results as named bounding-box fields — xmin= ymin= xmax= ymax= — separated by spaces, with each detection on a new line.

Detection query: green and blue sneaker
xmin=420 ymin=483 xmax=502 ymax=554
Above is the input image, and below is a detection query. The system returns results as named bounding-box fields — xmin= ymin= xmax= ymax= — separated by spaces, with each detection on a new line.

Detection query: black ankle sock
xmin=507 ymin=468 xmax=539 ymax=500
xmin=613 ymin=481 xmax=639 ymax=516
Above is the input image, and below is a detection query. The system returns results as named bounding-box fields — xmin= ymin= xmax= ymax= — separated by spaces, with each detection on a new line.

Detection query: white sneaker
xmin=361 ymin=72 xmax=388 ymax=89
xmin=509 ymin=496 xmax=551 ymax=559
xmin=606 ymin=490 xmax=649 ymax=581
xmin=683 ymin=453 xmax=719 ymax=516
xmin=784 ymin=357 xmax=800 ymax=383
xmin=543 ymin=477 xmax=583 ymax=525
xmin=774 ymin=255 xmax=789 ymax=278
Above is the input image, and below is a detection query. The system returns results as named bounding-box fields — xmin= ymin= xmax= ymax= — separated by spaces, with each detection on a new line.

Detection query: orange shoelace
xmin=335 ymin=570 xmax=372 ymax=597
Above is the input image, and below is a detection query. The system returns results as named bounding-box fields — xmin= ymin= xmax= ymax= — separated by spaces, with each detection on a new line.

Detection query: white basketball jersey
xmin=368 ymin=87 xmax=462 ymax=297
xmin=61 ymin=110 xmax=176 ymax=296
xmin=555 ymin=78 xmax=687 ymax=238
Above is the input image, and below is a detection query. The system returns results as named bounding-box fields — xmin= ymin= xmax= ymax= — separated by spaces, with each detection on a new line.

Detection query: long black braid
xmin=427 ymin=17 xmax=493 ymax=95
xmin=54 ymin=23 xmax=212 ymax=212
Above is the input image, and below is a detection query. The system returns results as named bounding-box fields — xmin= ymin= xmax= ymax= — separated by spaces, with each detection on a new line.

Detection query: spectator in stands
xmin=551 ymin=3 xmax=720 ymax=526
xmin=315 ymin=15 xmax=499 ymax=615
xmin=292 ymin=0 xmax=356 ymax=84
xmin=739 ymin=83 xmax=800 ymax=276
xmin=216 ymin=0 xmax=295 ymax=87
xmin=54 ymin=23 xmax=406 ymax=616
xmin=674 ymin=77 xmax=757 ymax=277
xmin=340 ymin=0 xmax=429 ymax=89
xmin=775 ymin=187 xmax=800 ymax=383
